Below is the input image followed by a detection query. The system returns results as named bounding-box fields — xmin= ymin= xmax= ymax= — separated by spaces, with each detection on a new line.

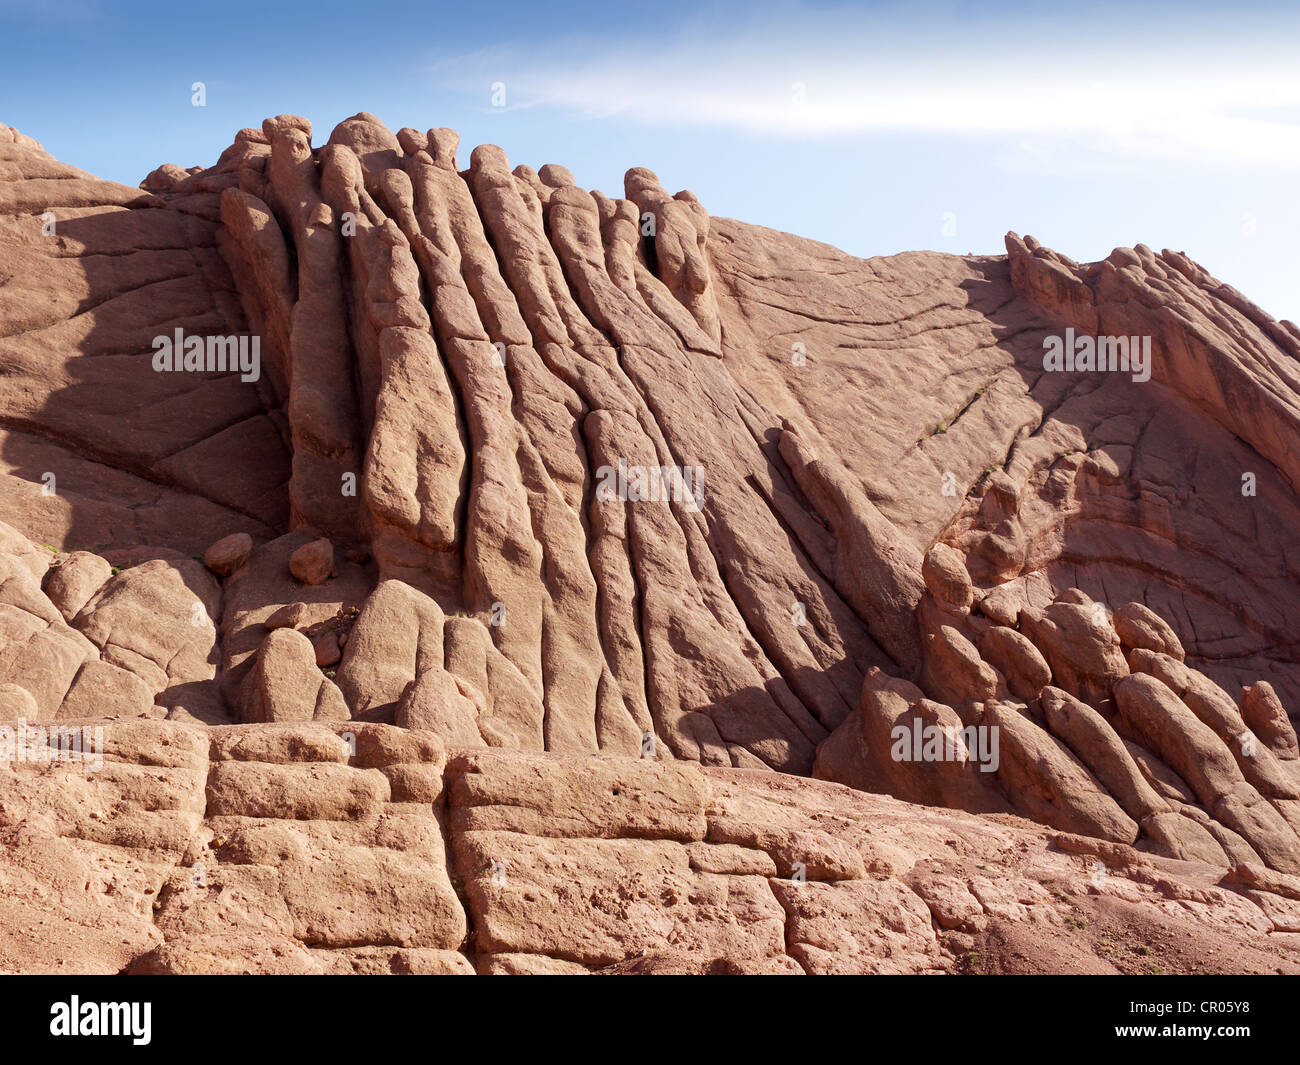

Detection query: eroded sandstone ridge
xmin=1 ymin=114 xmax=1298 ymax=973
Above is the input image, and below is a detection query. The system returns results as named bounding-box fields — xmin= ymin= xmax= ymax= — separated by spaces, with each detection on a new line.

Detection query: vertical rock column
xmin=260 ymin=115 xmax=364 ymax=541
xmin=624 ymin=168 xmax=722 ymax=345
xmin=316 ymin=140 xmax=466 ymax=599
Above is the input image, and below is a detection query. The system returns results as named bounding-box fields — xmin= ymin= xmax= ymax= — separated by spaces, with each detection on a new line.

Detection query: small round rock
xmin=203 ymin=533 xmax=253 ymax=577
xmin=289 ymin=538 xmax=334 ymax=586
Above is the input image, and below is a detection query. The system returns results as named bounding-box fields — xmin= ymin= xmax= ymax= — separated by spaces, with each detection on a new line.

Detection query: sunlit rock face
xmin=1 ymin=114 xmax=1299 ymax=974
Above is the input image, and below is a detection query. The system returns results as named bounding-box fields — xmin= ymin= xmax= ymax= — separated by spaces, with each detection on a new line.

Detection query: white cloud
xmin=430 ymin=9 xmax=1300 ymax=168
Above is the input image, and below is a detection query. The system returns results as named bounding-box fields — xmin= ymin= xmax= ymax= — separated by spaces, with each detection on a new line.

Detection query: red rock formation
xmin=1 ymin=113 xmax=1298 ymax=973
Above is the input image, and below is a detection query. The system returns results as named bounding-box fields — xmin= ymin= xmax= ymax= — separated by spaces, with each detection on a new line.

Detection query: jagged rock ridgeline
xmin=2 ymin=112 xmax=1300 ymax=972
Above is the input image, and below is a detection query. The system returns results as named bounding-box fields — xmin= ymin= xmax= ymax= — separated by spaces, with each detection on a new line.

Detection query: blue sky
xmin=3 ymin=0 xmax=1299 ymax=321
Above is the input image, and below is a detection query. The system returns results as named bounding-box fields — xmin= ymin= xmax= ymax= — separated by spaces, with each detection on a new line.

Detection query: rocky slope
xmin=0 ymin=114 xmax=1298 ymax=973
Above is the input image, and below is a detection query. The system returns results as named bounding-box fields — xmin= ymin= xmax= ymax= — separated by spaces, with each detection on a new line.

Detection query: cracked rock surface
xmin=1 ymin=115 xmax=1298 ymax=973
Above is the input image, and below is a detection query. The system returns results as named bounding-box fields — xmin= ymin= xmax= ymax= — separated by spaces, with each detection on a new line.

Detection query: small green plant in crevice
xmin=958 ymin=951 xmax=980 ymax=974
xmin=966 ymin=471 xmax=997 ymax=497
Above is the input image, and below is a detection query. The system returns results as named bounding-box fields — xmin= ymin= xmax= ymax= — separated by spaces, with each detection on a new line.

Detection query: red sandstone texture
xmin=1 ymin=114 xmax=1298 ymax=974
